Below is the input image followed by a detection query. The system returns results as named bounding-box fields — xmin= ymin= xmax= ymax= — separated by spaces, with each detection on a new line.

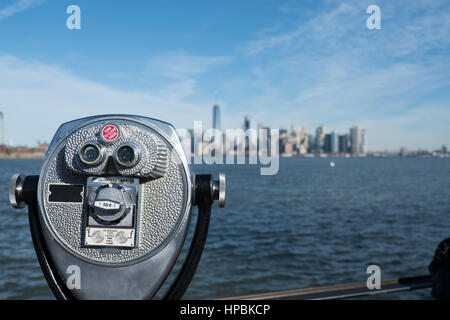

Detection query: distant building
xmin=330 ymin=130 xmax=339 ymax=153
xmin=36 ymin=142 xmax=49 ymax=153
xmin=350 ymin=126 xmax=367 ymax=156
xmin=284 ymin=142 xmax=293 ymax=155
xmin=307 ymin=134 xmax=314 ymax=153
xmin=188 ymin=129 xmax=195 ymax=155
xmin=211 ymin=105 xmax=222 ymax=146
xmin=212 ymin=105 xmax=221 ymax=130
xmin=291 ymin=124 xmax=308 ymax=155
xmin=0 ymin=141 xmax=48 ymax=159
xmin=399 ymin=147 xmax=408 ymax=157
xmin=243 ymin=115 xmax=251 ymax=155
xmin=324 ymin=134 xmax=332 ymax=153
xmin=350 ymin=127 xmax=358 ymax=155
xmin=257 ymin=124 xmax=273 ymax=156
xmin=360 ymin=128 xmax=367 ymax=154
xmin=278 ymin=128 xmax=289 ymax=154
xmin=338 ymin=134 xmax=350 ymax=153
xmin=243 ymin=115 xmax=251 ymax=131
xmin=0 ymin=112 xmax=4 ymax=146
xmin=315 ymin=125 xmax=325 ymax=151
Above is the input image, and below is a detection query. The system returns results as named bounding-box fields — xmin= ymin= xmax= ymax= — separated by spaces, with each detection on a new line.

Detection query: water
xmin=0 ymin=158 xmax=449 ymax=300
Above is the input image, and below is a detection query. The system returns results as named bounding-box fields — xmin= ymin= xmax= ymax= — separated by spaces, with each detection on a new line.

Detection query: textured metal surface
xmin=38 ymin=119 xmax=189 ymax=265
xmin=64 ymin=121 xmax=168 ymax=179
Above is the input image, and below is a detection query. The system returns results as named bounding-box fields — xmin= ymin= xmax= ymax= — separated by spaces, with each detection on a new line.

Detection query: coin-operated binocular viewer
xmin=9 ymin=115 xmax=225 ymax=300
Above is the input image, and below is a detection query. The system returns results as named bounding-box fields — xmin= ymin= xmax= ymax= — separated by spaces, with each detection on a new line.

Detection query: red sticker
xmin=102 ymin=125 xmax=119 ymax=142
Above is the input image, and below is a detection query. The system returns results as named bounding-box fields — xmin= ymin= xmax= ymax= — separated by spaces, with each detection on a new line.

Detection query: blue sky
xmin=0 ymin=0 xmax=449 ymax=150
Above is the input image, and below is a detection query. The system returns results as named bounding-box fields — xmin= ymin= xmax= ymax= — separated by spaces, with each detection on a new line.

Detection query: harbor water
xmin=0 ymin=157 xmax=449 ymax=299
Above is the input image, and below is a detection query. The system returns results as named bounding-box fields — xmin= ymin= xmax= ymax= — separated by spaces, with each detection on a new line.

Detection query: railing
xmin=222 ymin=275 xmax=432 ymax=300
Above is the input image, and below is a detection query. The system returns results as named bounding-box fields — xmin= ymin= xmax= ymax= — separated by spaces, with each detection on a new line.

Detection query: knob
xmin=9 ymin=174 xmax=26 ymax=209
xmin=213 ymin=173 xmax=226 ymax=208
xmin=89 ymin=184 xmax=130 ymax=224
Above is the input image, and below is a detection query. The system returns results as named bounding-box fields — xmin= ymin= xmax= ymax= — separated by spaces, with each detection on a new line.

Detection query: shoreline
xmin=0 ymin=154 xmax=448 ymax=160
xmin=0 ymin=153 xmax=45 ymax=159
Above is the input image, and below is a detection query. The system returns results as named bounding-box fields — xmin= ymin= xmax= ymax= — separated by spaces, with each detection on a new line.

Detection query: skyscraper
xmin=338 ymin=134 xmax=350 ymax=153
xmin=244 ymin=115 xmax=251 ymax=131
xmin=360 ymin=128 xmax=367 ymax=154
xmin=324 ymin=134 xmax=332 ymax=153
xmin=257 ymin=123 xmax=273 ymax=156
xmin=330 ymin=130 xmax=339 ymax=153
xmin=243 ymin=115 xmax=251 ymax=155
xmin=212 ymin=105 xmax=221 ymax=130
xmin=350 ymin=127 xmax=359 ymax=155
xmin=0 ymin=112 xmax=4 ymax=146
xmin=315 ymin=125 xmax=325 ymax=151
xmin=350 ymin=126 xmax=367 ymax=156
xmin=291 ymin=124 xmax=308 ymax=154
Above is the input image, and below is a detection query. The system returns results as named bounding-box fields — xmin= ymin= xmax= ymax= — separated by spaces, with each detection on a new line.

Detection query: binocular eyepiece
xmin=9 ymin=114 xmax=225 ymax=300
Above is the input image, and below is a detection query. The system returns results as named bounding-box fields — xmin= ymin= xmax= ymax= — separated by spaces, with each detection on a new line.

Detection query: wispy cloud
xmin=244 ymin=1 xmax=450 ymax=58
xmin=230 ymin=0 xmax=450 ymax=150
xmin=148 ymin=51 xmax=232 ymax=80
xmin=0 ymin=0 xmax=45 ymax=21
xmin=0 ymin=54 xmax=213 ymax=145
xmin=243 ymin=2 xmax=355 ymax=56
xmin=143 ymin=51 xmax=233 ymax=102
xmin=1 ymin=0 xmax=449 ymax=150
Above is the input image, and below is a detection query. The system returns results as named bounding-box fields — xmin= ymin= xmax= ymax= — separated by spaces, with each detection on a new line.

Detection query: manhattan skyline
xmin=0 ymin=0 xmax=449 ymax=150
